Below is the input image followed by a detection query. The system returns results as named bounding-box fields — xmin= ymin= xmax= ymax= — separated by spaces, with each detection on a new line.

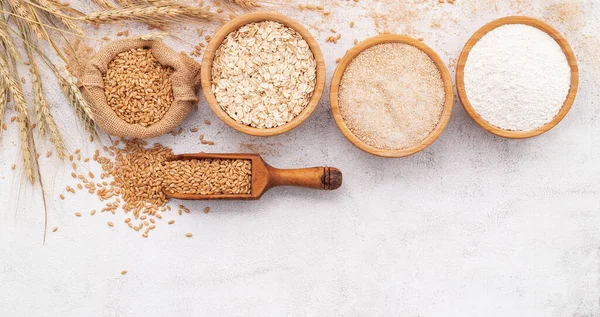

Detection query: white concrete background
xmin=1 ymin=1 xmax=599 ymax=316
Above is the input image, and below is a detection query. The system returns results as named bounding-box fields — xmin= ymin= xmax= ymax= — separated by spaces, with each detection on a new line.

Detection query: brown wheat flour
xmin=338 ymin=43 xmax=445 ymax=150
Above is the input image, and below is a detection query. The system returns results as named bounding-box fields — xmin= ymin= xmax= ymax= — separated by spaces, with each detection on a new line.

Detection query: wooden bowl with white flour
xmin=201 ymin=12 xmax=326 ymax=137
xmin=330 ymin=34 xmax=454 ymax=158
xmin=456 ymin=16 xmax=579 ymax=139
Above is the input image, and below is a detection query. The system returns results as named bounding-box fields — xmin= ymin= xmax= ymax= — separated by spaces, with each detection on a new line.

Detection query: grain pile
xmin=57 ymin=140 xmax=254 ymax=237
xmin=104 ymin=48 xmax=175 ymax=127
xmin=61 ymin=140 xmax=196 ymax=238
xmin=97 ymin=140 xmax=174 ymax=216
xmin=211 ymin=21 xmax=317 ymax=128
xmin=338 ymin=43 xmax=445 ymax=150
xmin=163 ymin=159 xmax=252 ymax=195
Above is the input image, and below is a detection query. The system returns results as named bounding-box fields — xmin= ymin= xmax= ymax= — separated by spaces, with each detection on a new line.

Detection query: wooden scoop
xmin=163 ymin=153 xmax=343 ymax=200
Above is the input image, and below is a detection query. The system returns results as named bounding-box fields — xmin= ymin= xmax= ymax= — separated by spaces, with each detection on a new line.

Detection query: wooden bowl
xmin=201 ymin=12 xmax=326 ymax=137
xmin=456 ymin=16 xmax=579 ymax=139
xmin=329 ymin=34 xmax=454 ymax=158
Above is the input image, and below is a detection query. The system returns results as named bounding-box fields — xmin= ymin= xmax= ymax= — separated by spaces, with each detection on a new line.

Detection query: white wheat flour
xmin=464 ymin=24 xmax=571 ymax=131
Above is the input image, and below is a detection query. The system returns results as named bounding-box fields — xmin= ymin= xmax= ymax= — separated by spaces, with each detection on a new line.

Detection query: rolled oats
xmin=211 ymin=21 xmax=317 ymax=128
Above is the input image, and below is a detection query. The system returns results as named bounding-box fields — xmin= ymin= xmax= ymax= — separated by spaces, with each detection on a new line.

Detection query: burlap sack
xmin=79 ymin=39 xmax=201 ymax=139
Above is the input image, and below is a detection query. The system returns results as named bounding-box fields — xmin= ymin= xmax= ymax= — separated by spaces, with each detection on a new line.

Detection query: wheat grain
xmin=103 ymin=48 xmax=174 ymax=126
xmin=162 ymin=159 xmax=252 ymax=195
xmin=64 ymin=140 xmax=204 ymax=237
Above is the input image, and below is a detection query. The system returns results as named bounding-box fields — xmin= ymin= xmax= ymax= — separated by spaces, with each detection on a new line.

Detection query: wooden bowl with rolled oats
xmin=201 ymin=12 xmax=326 ymax=136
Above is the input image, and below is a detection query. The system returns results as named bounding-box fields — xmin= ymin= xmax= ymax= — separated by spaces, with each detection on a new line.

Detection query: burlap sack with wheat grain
xmin=78 ymin=38 xmax=201 ymax=139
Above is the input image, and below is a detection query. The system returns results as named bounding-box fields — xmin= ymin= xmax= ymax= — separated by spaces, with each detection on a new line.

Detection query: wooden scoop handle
xmin=267 ymin=166 xmax=342 ymax=190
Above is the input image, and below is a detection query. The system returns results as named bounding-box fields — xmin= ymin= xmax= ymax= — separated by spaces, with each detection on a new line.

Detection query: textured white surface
xmin=464 ymin=24 xmax=571 ymax=131
xmin=1 ymin=1 xmax=600 ymax=317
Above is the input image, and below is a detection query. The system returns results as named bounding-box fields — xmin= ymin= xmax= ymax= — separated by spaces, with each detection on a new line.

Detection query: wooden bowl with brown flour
xmin=330 ymin=34 xmax=454 ymax=158
xmin=201 ymin=12 xmax=326 ymax=137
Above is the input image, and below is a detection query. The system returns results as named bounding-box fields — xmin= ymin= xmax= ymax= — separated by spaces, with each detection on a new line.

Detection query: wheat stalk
xmin=115 ymin=0 xmax=134 ymax=7
xmin=0 ymin=53 xmax=36 ymax=183
xmin=0 ymin=21 xmax=12 ymax=135
xmin=81 ymin=3 xmax=226 ymax=25
xmin=116 ymin=0 xmax=164 ymax=6
xmin=57 ymin=71 xmax=97 ymax=136
xmin=23 ymin=33 xmax=97 ymax=139
xmin=33 ymin=0 xmax=84 ymax=35
xmin=16 ymin=98 xmax=36 ymax=184
xmin=19 ymin=20 xmax=44 ymax=135
xmin=6 ymin=0 xmax=46 ymax=40
xmin=43 ymin=105 xmax=66 ymax=160
xmin=9 ymin=6 xmax=67 ymax=160
xmin=136 ymin=32 xmax=168 ymax=40
xmin=91 ymin=0 xmax=115 ymax=9
xmin=29 ymin=52 xmax=66 ymax=160
xmin=31 ymin=62 xmax=46 ymax=137
xmin=0 ymin=81 xmax=6 ymax=135
xmin=0 ymin=13 xmax=35 ymax=182
xmin=0 ymin=21 xmax=20 ymax=62
xmin=226 ymin=0 xmax=260 ymax=8
xmin=33 ymin=145 xmax=48 ymax=244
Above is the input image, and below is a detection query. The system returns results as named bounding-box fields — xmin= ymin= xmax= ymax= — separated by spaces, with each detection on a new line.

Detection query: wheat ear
xmin=31 ymin=63 xmax=46 ymax=137
xmin=0 ymin=20 xmax=21 ymax=62
xmin=0 ymin=21 xmax=11 ymax=134
xmin=0 ymin=82 xmax=6 ymax=135
xmin=29 ymin=56 xmax=66 ymax=159
xmin=57 ymin=72 xmax=97 ymax=136
xmin=136 ymin=32 xmax=168 ymax=40
xmin=115 ymin=0 xmax=134 ymax=7
xmin=15 ymin=9 xmax=65 ymax=159
xmin=91 ymin=0 xmax=115 ymax=9
xmin=0 ymin=54 xmax=36 ymax=183
xmin=6 ymin=0 xmax=46 ymax=40
xmin=226 ymin=0 xmax=260 ymax=8
xmin=81 ymin=4 xmax=226 ymax=25
xmin=33 ymin=0 xmax=84 ymax=35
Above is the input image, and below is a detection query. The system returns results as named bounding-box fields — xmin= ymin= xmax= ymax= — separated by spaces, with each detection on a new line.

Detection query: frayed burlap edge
xmin=79 ymin=39 xmax=201 ymax=139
